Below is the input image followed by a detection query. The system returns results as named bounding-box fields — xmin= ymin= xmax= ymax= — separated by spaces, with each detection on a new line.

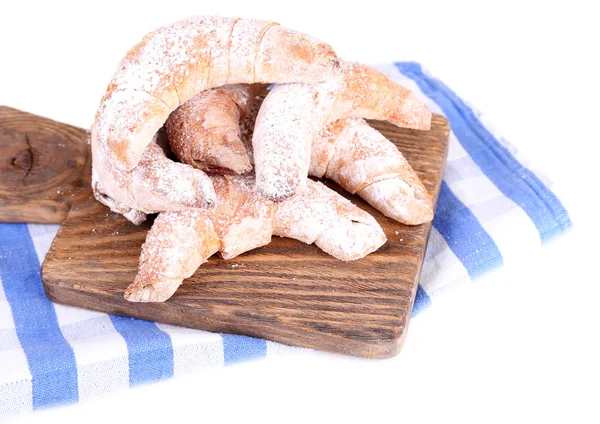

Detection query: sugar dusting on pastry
xmin=92 ymin=16 xmax=340 ymax=217
xmin=126 ymin=174 xmax=386 ymax=301
xmin=359 ymin=178 xmax=434 ymax=226
xmin=253 ymin=61 xmax=431 ymax=201
xmin=88 ymin=16 xmax=434 ymax=304
xmin=253 ymin=81 xmax=337 ymax=200
xmin=165 ymin=85 xmax=258 ymax=174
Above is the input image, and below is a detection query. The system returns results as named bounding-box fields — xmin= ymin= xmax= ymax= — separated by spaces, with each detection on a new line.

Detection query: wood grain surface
xmin=0 ymin=106 xmax=449 ymax=358
xmin=0 ymin=106 xmax=91 ymax=223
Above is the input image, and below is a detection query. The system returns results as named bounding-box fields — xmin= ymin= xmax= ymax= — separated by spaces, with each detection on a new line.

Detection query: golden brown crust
xmin=334 ymin=63 xmax=431 ymax=129
xmin=314 ymin=118 xmax=434 ymax=225
xmin=273 ymin=179 xmax=387 ymax=261
xmin=124 ymin=209 xmax=221 ymax=302
xmin=94 ymin=16 xmax=339 ymax=170
xmin=92 ymin=16 xmax=340 ymax=222
xmin=253 ymin=61 xmax=432 ymax=201
xmin=125 ymin=174 xmax=386 ymax=302
xmin=165 ymin=84 xmax=265 ymax=174
xmin=92 ymin=139 xmax=216 ymax=225
xmin=160 ymin=84 xmax=432 ymax=225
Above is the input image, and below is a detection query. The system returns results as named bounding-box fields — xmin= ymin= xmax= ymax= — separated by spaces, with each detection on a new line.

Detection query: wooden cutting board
xmin=0 ymin=105 xmax=449 ymax=358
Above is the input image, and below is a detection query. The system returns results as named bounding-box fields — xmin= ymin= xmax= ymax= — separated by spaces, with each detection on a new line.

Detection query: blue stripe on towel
xmin=221 ymin=334 xmax=267 ymax=365
xmin=412 ymin=285 xmax=432 ymax=316
xmin=0 ymin=223 xmax=78 ymax=408
xmin=395 ymin=62 xmax=571 ymax=242
xmin=434 ymin=182 xmax=503 ymax=278
xmin=109 ymin=316 xmax=174 ymax=385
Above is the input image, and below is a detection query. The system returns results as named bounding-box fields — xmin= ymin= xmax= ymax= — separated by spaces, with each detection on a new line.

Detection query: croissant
xmin=92 ymin=138 xmax=215 ymax=225
xmin=252 ymin=61 xmax=431 ymax=201
xmin=124 ymin=174 xmax=387 ymax=302
xmin=92 ymin=16 xmax=340 ymax=219
xmin=165 ymin=84 xmax=265 ymax=174
xmin=166 ymin=85 xmax=433 ymax=225
xmin=312 ymin=118 xmax=433 ymax=225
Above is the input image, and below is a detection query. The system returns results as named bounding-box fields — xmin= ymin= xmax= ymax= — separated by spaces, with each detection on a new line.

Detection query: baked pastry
xmin=312 ymin=118 xmax=433 ymax=224
xmin=92 ymin=138 xmax=214 ymax=225
xmin=165 ymin=84 xmax=265 ymax=174
xmin=124 ymin=174 xmax=386 ymax=302
xmin=92 ymin=16 xmax=340 ymax=221
xmin=252 ymin=61 xmax=431 ymax=201
xmin=165 ymin=85 xmax=433 ymax=224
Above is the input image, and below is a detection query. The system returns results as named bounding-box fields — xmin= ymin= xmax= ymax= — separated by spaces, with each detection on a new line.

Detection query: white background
xmin=2 ymin=1 xmax=599 ymax=422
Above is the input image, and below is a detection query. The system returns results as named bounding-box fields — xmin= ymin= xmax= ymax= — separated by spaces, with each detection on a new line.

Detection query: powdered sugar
xmin=92 ymin=138 xmax=216 ymax=224
xmin=321 ymin=118 xmax=406 ymax=193
xmin=127 ymin=174 xmax=386 ymax=301
xmin=110 ymin=16 xmax=229 ymax=104
xmin=273 ymin=179 xmax=386 ymax=259
xmin=93 ymin=16 xmax=340 ymax=220
xmin=358 ymin=177 xmax=433 ymax=225
xmin=253 ymin=81 xmax=336 ymax=199
xmin=253 ymin=61 xmax=431 ymax=201
xmin=311 ymin=117 xmax=433 ymax=225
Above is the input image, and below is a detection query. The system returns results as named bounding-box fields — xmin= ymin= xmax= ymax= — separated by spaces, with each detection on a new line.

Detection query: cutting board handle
xmin=0 ymin=106 xmax=91 ymax=224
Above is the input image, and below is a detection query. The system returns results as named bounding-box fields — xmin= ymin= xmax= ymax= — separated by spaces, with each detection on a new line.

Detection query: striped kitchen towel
xmin=0 ymin=62 xmax=571 ymax=420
